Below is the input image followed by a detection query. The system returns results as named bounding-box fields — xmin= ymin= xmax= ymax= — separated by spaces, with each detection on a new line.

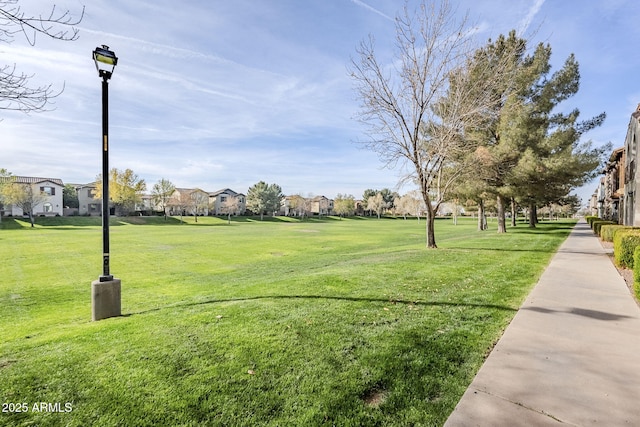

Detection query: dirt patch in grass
xmin=0 ymin=359 xmax=17 ymax=369
xmin=362 ymin=389 xmax=387 ymax=408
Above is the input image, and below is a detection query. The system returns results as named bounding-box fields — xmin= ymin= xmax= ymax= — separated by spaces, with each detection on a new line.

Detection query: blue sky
xmin=1 ymin=0 xmax=638 ymax=205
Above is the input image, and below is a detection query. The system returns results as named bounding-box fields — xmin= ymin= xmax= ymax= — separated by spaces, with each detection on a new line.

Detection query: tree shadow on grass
xmin=0 ymin=216 xmax=189 ymax=228
xmin=442 ymin=246 xmax=558 ymax=254
xmin=124 ymin=294 xmax=517 ymax=317
xmin=0 ymin=218 xmax=26 ymax=229
xmin=508 ymin=222 xmax=576 ymax=235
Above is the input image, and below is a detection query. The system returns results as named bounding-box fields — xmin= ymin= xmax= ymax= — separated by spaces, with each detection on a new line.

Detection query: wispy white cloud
xmin=349 ymin=0 xmax=394 ymax=22
xmin=517 ymin=0 xmax=546 ymax=36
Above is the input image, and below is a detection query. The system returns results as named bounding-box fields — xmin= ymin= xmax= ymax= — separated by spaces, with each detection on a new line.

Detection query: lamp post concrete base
xmin=91 ymin=278 xmax=121 ymax=321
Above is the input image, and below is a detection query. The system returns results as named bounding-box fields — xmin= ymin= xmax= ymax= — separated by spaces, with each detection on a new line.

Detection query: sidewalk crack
xmin=471 ymin=388 xmax=579 ymax=426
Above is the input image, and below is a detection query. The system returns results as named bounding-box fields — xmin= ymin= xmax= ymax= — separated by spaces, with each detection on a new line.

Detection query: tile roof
xmin=0 ymin=176 xmax=64 ymax=186
xmin=210 ymin=188 xmax=237 ymax=197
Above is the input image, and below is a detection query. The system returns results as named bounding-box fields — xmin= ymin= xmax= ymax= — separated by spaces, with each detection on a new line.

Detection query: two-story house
xmin=310 ymin=196 xmax=333 ymax=216
xmin=209 ymin=188 xmax=246 ymax=216
xmin=280 ymin=195 xmax=334 ymax=216
xmin=76 ymin=182 xmax=101 ymax=216
xmin=1 ymin=176 xmax=64 ymax=217
xmin=169 ymin=188 xmax=210 ymax=216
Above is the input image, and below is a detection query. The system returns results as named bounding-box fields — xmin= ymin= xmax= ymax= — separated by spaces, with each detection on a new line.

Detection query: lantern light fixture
xmin=93 ymin=45 xmax=118 ymax=80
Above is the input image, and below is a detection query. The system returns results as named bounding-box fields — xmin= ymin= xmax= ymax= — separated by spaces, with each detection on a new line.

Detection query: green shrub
xmin=614 ymin=230 xmax=640 ymax=268
xmin=634 ymin=246 xmax=640 ymax=300
xmin=592 ymin=220 xmax=616 ymax=236
xmin=601 ymin=225 xmax=636 ymax=242
xmin=585 ymin=216 xmax=599 ymax=227
xmin=615 ymin=226 xmax=640 ymax=239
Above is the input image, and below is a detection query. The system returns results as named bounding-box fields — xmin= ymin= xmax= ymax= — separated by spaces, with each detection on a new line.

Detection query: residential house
xmin=602 ymin=147 xmax=625 ymax=223
xmin=77 ymin=182 xmax=154 ymax=216
xmin=310 ymin=196 xmax=333 ymax=216
xmin=280 ymin=195 xmax=307 ymax=217
xmin=209 ymin=188 xmax=246 ymax=215
xmin=279 ymin=195 xmax=334 ymax=217
xmin=169 ymin=188 xmax=210 ymax=216
xmin=135 ymin=194 xmax=155 ymax=214
xmin=1 ymin=176 xmax=64 ymax=217
xmin=76 ymin=182 xmax=101 ymax=216
xmin=623 ymin=104 xmax=640 ymax=226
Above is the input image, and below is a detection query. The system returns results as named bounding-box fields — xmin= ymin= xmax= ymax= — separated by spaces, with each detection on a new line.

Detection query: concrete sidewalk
xmin=445 ymin=220 xmax=640 ymax=426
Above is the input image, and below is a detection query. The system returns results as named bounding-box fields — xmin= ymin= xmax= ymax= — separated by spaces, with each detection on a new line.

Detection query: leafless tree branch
xmin=0 ymin=0 xmax=84 ymax=45
xmin=0 ymin=1 xmax=83 ymax=114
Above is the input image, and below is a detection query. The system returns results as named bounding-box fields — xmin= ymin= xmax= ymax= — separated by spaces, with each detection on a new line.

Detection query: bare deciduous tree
xmin=367 ymin=192 xmax=386 ymax=219
xmin=0 ymin=1 xmax=84 ymax=113
xmin=1 ymin=181 xmax=48 ymax=227
xmin=221 ymin=195 xmax=240 ymax=224
xmin=169 ymin=191 xmax=191 ymax=224
xmin=333 ymin=194 xmax=355 ymax=218
xmin=151 ymin=178 xmax=176 ymax=220
xmin=350 ymin=0 xmax=503 ymax=248
xmin=190 ymin=189 xmax=209 ymax=222
xmin=287 ymin=194 xmax=309 ymax=219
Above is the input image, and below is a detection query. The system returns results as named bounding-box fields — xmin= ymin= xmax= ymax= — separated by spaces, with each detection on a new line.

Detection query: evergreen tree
xmin=246 ymin=181 xmax=283 ymax=220
xmin=461 ymin=32 xmax=608 ymax=231
xmin=502 ymin=53 xmax=609 ymax=227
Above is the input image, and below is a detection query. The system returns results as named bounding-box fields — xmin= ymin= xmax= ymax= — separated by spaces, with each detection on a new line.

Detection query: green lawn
xmin=0 ymin=215 xmax=574 ymax=426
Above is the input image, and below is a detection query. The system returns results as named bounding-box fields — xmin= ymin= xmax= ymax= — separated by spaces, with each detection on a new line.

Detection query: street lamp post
xmin=91 ymin=45 xmax=121 ymax=321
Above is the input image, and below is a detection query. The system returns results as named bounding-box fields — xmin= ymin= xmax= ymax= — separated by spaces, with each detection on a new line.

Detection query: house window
xmin=221 ymin=196 xmax=227 ymax=203
xmin=43 ymin=203 xmax=53 ymax=213
xmin=40 ymin=186 xmax=55 ymax=195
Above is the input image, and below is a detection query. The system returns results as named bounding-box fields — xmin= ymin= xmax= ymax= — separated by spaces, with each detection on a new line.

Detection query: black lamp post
xmin=91 ymin=45 xmax=120 ymax=321
xmin=93 ymin=45 xmax=117 ymax=281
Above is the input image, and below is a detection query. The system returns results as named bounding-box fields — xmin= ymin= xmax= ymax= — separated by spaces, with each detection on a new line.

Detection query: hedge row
xmin=634 ymin=247 xmax=640 ymax=300
xmin=592 ymin=220 xmax=616 ymax=236
xmin=600 ymin=224 xmax=637 ymax=242
xmin=585 ymin=216 xmax=600 ymax=226
xmin=589 ymin=218 xmax=640 ymax=301
xmin=614 ymin=230 xmax=640 ymax=269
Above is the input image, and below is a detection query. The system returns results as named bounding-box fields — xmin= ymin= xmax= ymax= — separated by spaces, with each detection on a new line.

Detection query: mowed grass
xmin=0 ymin=216 xmax=575 ymax=426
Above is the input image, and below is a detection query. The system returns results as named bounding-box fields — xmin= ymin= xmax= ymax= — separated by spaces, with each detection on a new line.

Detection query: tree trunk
xmin=510 ymin=197 xmax=517 ymax=227
xmin=452 ymin=200 xmax=458 ymax=225
xmin=29 ymin=211 xmax=35 ymax=228
xmin=496 ymin=195 xmax=507 ymax=233
xmin=426 ymin=210 xmax=437 ymax=248
xmin=477 ymin=199 xmax=486 ymax=231
xmin=528 ymin=202 xmax=537 ymax=228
